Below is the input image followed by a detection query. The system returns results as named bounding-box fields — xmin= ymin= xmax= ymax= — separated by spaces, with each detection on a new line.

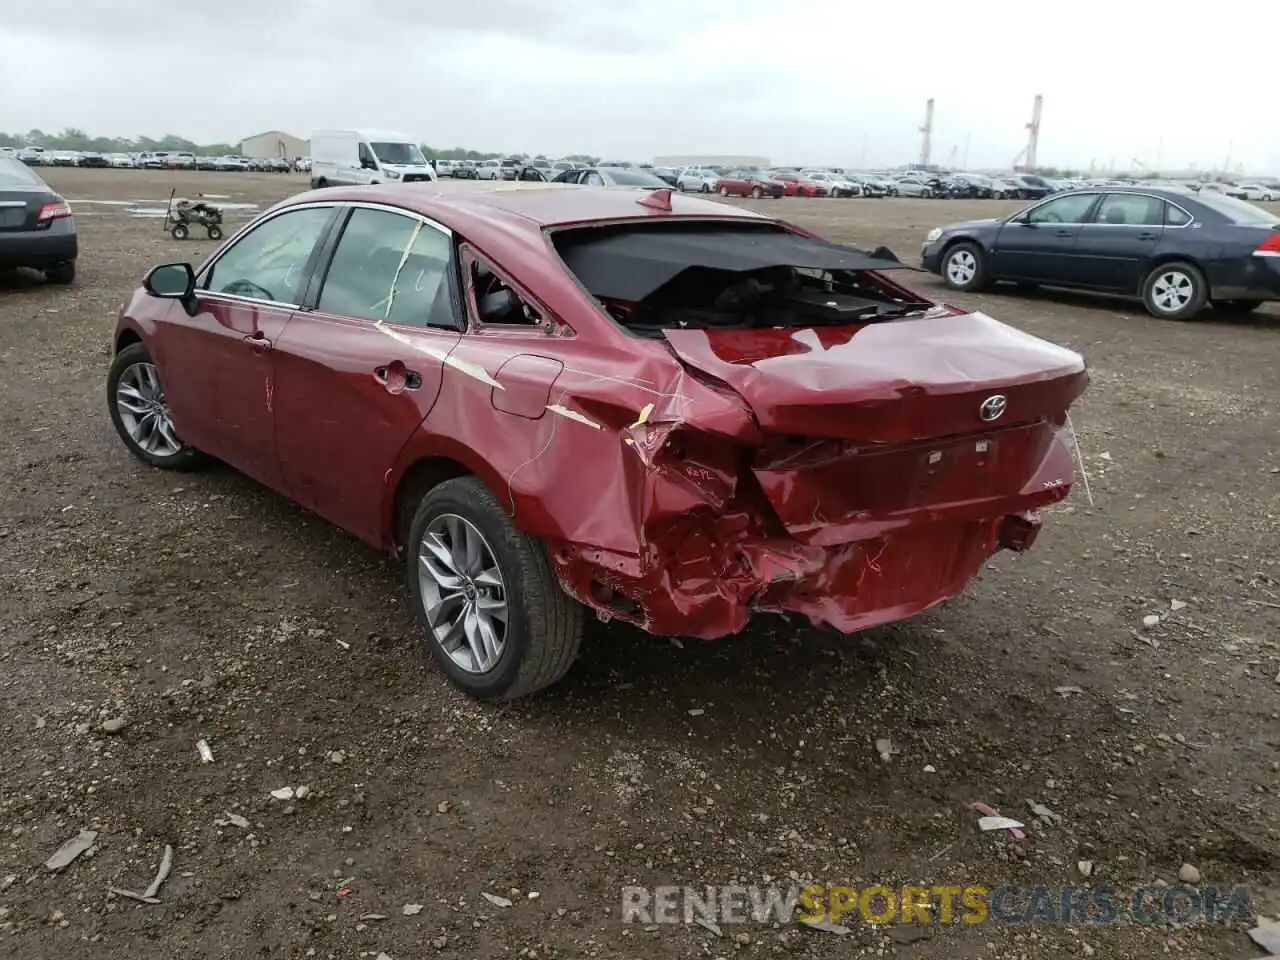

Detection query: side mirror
xmin=143 ymin=262 xmax=196 ymax=299
xmin=361 ymin=158 xmax=378 ymax=170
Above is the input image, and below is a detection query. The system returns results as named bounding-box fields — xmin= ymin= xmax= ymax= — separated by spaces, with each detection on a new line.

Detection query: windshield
xmin=602 ymin=167 xmax=670 ymax=187
xmin=371 ymin=142 xmax=426 ymax=165
xmin=1194 ymin=192 xmax=1278 ymax=224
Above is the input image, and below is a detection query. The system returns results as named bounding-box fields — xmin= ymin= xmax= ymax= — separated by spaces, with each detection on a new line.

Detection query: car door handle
xmin=374 ymin=365 xmax=422 ymax=391
xmin=243 ymin=332 xmax=272 ymax=353
xmin=1137 ymin=231 xmax=1160 ymax=240
xmin=1053 ymin=229 xmax=1075 ymax=237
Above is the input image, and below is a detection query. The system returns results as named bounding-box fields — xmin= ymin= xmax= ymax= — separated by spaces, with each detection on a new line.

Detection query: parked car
xmin=16 ymin=147 xmax=47 ymax=166
xmin=651 ymin=166 xmax=680 ymax=187
xmin=770 ymin=171 xmax=828 ymax=198
xmin=676 ymin=167 xmax=722 ymax=193
xmin=0 ymin=156 xmax=77 ymax=284
xmin=713 ymin=170 xmax=786 ymax=198
xmin=800 ymin=170 xmax=859 ymax=197
xmin=846 ymin=175 xmax=888 ymax=198
xmin=106 ymin=183 xmax=1087 ymax=699
xmin=549 ymin=167 xmax=671 ymax=188
xmin=1236 ymin=183 xmax=1280 ymax=201
xmin=893 ymin=177 xmax=937 ymax=198
xmin=921 ymin=187 xmax=1280 ymax=320
xmin=943 ymin=174 xmax=997 ymax=199
xmin=499 ymin=158 xmax=522 ymax=181
xmin=450 ymin=161 xmax=478 ymax=179
xmin=79 ymin=152 xmax=109 ymax=169
xmin=107 ymin=153 xmax=136 ymax=168
xmin=475 ymin=160 xmax=501 ymax=180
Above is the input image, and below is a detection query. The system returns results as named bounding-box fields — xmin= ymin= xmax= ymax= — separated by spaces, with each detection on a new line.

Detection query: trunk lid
xmin=663 ymin=311 xmax=1087 ymax=545
xmin=0 ymin=188 xmax=51 ymax=232
xmin=661 ymin=310 xmax=1088 ymax=444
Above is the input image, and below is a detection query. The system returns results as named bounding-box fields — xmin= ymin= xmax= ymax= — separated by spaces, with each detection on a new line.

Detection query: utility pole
xmin=1024 ymin=95 xmax=1043 ymax=171
xmin=919 ymin=98 xmax=934 ymax=168
xmin=962 ymin=132 xmax=970 ymax=170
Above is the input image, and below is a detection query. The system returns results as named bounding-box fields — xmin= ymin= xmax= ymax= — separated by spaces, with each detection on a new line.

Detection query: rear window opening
xmin=551 ymin=221 xmax=933 ymax=338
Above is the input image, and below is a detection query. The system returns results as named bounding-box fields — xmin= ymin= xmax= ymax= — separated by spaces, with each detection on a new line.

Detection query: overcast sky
xmin=0 ymin=0 xmax=1271 ymax=173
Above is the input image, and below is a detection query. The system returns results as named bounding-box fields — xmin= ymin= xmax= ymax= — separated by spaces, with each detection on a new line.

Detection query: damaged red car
xmin=107 ymin=184 xmax=1088 ymax=700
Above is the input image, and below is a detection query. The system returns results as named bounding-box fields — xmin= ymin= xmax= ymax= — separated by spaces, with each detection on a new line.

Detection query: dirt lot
xmin=1 ymin=168 xmax=1277 ymax=960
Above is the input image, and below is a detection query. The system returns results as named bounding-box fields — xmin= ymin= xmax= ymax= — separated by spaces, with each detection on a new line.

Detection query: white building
xmin=240 ymin=130 xmax=310 ymax=159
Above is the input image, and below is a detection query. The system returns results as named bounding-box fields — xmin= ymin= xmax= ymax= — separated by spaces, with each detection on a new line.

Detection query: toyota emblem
xmin=979 ymin=395 xmax=1008 ymax=422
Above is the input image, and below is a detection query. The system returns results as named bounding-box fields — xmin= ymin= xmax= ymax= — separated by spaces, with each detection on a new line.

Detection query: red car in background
xmin=771 ymin=171 xmax=829 ymax=198
xmin=107 ymin=184 xmax=1087 ymax=701
xmin=713 ymin=170 xmax=786 ymax=198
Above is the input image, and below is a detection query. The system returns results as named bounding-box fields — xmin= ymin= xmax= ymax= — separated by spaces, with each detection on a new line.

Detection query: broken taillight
xmin=1253 ymin=231 xmax=1280 ymax=257
xmin=37 ymin=200 xmax=73 ymax=223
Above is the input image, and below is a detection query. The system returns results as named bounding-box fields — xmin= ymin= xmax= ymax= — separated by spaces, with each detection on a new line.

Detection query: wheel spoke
xmin=419 ymin=550 xmax=464 ymax=590
xmin=462 ymin=607 xmax=489 ymax=671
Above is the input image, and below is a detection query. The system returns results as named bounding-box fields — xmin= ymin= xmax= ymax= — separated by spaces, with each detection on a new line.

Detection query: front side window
xmin=1024 ymin=193 xmax=1098 ymax=225
xmin=317 ymin=207 xmax=454 ymax=327
xmin=204 ymin=206 xmax=334 ymax=303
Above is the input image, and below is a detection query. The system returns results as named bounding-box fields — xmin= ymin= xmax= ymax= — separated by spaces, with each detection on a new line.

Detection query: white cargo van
xmin=309 ymin=129 xmax=437 ymax=187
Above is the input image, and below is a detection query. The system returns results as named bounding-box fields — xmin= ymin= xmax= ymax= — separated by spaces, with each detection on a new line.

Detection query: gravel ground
xmin=0 ymin=169 xmax=1277 ymax=960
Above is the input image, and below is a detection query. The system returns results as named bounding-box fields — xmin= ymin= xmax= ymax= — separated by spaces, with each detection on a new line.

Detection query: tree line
xmin=0 ymin=129 xmax=602 ymax=163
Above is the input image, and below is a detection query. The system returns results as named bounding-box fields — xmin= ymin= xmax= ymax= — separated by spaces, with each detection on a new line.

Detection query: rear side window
xmin=1164 ymin=204 xmax=1192 ymax=227
xmin=317 ymin=207 xmax=455 ymax=327
xmin=1095 ymin=194 xmax=1165 ymax=226
xmin=0 ymin=158 xmax=41 ymax=187
xmin=1193 ymin=192 xmax=1278 ymax=225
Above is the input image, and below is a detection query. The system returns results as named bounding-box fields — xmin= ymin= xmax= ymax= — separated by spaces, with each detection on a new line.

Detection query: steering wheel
xmin=222 ymin=278 xmax=275 ymax=301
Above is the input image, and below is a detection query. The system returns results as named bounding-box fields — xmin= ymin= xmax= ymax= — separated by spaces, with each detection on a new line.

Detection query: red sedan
xmin=712 ymin=170 xmax=786 ymax=198
xmin=771 ymin=171 xmax=828 ymax=198
xmin=107 ymin=184 xmax=1088 ymax=699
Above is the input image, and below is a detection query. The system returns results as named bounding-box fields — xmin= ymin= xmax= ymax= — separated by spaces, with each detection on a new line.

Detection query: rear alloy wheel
xmin=1142 ymin=262 xmax=1207 ymax=320
xmin=107 ymin=343 xmax=207 ymax=470
xmin=1215 ymin=299 xmax=1263 ymax=315
xmin=407 ymin=477 xmax=583 ymax=700
xmin=942 ymin=242 xmax=987 ymax=292
xmin=45 ymin=261 xmax=75 ymax=285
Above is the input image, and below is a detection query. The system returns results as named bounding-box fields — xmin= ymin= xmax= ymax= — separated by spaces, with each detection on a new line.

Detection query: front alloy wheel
xmin=107 ymin=342 xmax=207 ymax=470
xmin=942 ymin=242 xmax=987 ymax=292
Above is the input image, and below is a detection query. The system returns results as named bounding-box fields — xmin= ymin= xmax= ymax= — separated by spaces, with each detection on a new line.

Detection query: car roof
xmin=285 ymin=183 xmax=769 ymax=233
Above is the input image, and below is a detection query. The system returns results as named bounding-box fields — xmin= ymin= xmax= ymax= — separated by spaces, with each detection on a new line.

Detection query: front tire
xmin=750 ymin=186 xmax=762 ymax=199
xmin=170 ymin=223 xmax=188 ymax=240
xmin=941 ymin=241 xmax=988 ymax=292
xmin=406 ymin=477 xmax=584 ymax=700
xmin=719 ymin=186 xmax=729 ymax=197
xmin=1142 ymin=262 xmax=1208 ymax=320
xmin=107 ymin=343 xmax=208 ymax=470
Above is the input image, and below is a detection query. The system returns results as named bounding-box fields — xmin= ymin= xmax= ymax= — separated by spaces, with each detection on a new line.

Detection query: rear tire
xmin=45 ymin=261 xmax=75 ymax=285
xmin=406 ymin=477 xmax=584 ymax=700
xmin=207 ymin=226 xmax=223 ymax=241
xmin=941 ymin=241 xmax=988 ymax=292
xmin=1142 ymin=262 xmax=1208 ymax=320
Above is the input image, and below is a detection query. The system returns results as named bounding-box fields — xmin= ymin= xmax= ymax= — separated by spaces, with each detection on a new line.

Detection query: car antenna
xmin=636 ymin=188 xmax=673 ymax=211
